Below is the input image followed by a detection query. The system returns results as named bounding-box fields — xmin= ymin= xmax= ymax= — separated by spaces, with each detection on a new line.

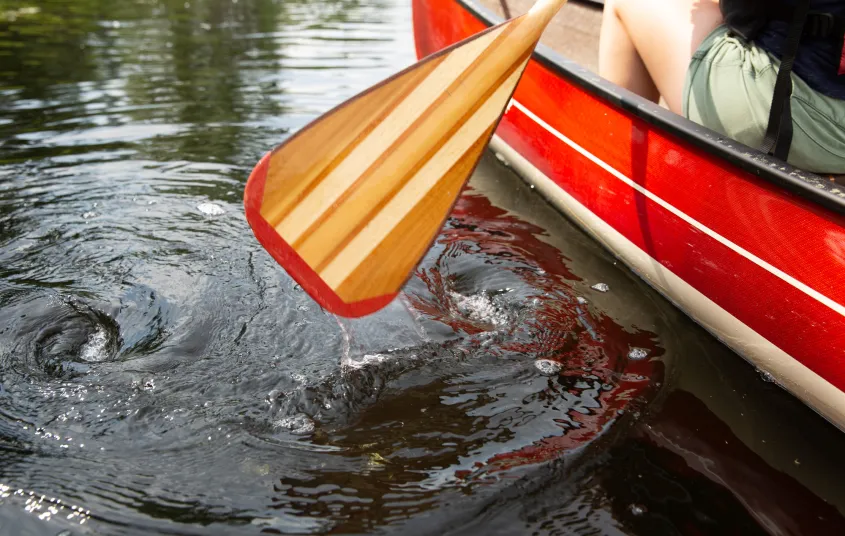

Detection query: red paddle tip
xmin=243 ymin=152 xmax=398 ymax=318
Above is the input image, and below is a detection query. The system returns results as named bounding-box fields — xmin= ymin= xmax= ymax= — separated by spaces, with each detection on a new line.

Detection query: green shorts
xmin=683 ymin=25 xmax=845 ymax=174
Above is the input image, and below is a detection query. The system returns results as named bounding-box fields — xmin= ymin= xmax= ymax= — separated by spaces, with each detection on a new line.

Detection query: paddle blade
xmin=244 ymin=13 xmax=541 ymax=317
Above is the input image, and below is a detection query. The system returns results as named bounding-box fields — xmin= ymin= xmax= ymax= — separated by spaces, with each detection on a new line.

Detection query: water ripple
xmin=0 ymin=0 xmax=817 ymax=534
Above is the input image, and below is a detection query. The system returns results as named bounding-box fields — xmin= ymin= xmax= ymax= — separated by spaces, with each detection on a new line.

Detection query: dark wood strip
xmin=335 ymin=124 xmax=498 ymax=301
xmin=291 ymin=19 xmax=528 ymax=258
xmin=309 ymin=49 xmax=533 ymax=273
xmin=260 ymin=54 xmax=445 ymax=227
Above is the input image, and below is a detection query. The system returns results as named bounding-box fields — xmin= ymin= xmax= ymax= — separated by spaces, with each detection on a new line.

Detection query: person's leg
xmin=599 ymin=0 xmax=723 ymax=113
xmin=599 ymin=0 xmax=660 ymax=103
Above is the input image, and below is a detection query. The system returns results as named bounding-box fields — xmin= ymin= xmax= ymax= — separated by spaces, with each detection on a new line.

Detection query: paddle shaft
xmin=529 ymin=0 xmax=568 ymax=21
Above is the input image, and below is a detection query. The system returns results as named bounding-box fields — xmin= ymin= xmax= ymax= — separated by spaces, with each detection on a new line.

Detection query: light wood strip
xmin=295 ymin=49 xmax=533 ymax=272
xmin=259 ymin=55 xmax=444 ymax=227
xmin=274 ymin=22 xmax=513 ymax=244
xmin=319 ymin=63 xmax=528 ymax=293
xmin=334 ymin=128 xmax=496 ymax=301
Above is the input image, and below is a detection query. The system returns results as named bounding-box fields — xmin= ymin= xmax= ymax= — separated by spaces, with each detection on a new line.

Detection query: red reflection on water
xmin=622 ymin=390 xmax=845 ymax=533
xmin=407 ymin=190 xmax=665 ymax=476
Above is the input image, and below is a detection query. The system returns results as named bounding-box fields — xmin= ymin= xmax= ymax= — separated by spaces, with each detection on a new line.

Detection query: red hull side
xmin=413 ymin=0 xmax=845 ymax=428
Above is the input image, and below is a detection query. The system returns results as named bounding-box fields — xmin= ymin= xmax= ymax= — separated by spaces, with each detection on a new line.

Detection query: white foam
xmin=627 ymin=347 xmax=649 ymax=361
xmin=343 ymin=353 xmax=389 ymax=370
xmin=197 ymin=202 xmax=225 ymax=216
xmin=448 ymin=291 xmax=509 ymax=327
xmin=274 ymin=414 xmax=315 ymax=435
xmin=79 ymin=329 xmax=109 ymax=363
xmin=535 ymin=359 xmax=562 ymax=376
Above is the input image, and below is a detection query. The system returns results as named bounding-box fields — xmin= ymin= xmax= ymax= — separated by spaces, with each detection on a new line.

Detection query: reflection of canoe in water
xmin=412 ymin=0 xmax=845 ymax=431
xmin=405 ymin=188 xmax=665 ymax=477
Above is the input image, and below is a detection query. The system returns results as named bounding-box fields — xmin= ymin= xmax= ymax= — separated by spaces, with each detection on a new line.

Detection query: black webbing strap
xmin=764 ymin=4 xmax=845 ymax=39
xmin=760 ymin=0 xmax=811 ymax=160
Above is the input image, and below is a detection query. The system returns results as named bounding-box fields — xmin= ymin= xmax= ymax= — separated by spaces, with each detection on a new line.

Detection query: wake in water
xmin=2 ymin=0 xmax=841 ymax=532
xmin=250 ymin=187 xmax=665 ymax=533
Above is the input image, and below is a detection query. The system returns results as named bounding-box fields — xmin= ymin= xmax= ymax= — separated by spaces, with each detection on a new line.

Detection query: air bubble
xmin=197 ymin=202 xmax=225 ymax=216
xmin=627 ymin=347 xmax=649 ymax=361
xmin=274 ymin=414 xmax=315 ymax=435
xmin=534 ymin=359 xmax=562 ymax=376
xmin=629 ymin=504 xmax=647 ymax=516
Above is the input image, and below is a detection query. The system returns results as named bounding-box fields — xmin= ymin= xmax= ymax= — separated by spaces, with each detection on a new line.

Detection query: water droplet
xmin=265 ymin=389 xmax=282 ymax=404
xmin=197 ymin=202 xmax=224 ymax=216
xmin=534 ymin=359 xmax=562 ymax=376
xmin=81 ymin=211 xmax=97 ymax=219
xmin=627 ymin=347 xmax=649 ymax=361
xmin=591 ymin=283 xmax=610 ymax=292
xmin=759 ymin=370 xmax=775 ymax=383
xmin=576 ymin=296 xmax=588 ymax=304
xmin=629 ymin=504 xmax=647 ymax=516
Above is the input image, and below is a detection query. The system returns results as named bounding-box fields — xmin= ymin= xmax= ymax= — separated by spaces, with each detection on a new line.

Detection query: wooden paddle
xmin=244 ymin=0 xmax=567 ymax=317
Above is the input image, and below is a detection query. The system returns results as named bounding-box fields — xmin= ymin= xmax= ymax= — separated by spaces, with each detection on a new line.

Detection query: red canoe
xmin=413 ymin=0 xmax=845 ymax=430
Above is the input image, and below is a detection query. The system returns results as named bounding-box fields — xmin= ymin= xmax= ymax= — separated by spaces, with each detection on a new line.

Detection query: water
xmin=0 ymin=0 xmax=844 ymax=534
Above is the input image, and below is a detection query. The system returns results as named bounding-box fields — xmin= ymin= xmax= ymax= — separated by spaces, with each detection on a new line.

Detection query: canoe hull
xmin=413 ymin=0 xmax=845 ymax=430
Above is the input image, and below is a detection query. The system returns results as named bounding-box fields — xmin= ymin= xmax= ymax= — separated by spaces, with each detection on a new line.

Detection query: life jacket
xmin=719 ymin=0 xmax=845 ymax=161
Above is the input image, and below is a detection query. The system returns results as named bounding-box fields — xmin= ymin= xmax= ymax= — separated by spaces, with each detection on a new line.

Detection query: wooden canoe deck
xmin=479 ymin=0 xmax=603 ymax=72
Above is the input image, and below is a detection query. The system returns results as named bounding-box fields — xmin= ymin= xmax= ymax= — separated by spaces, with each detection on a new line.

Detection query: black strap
xmin=803 ymin=11 xmax=845 ymax=39
xmin=766 ymin=5 xmax=845 ymax=39
xmin=760 ymin=0 xmax=811 ymax=161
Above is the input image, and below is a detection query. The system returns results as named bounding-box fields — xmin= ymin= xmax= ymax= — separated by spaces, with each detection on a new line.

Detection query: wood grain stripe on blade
xmin=296 ymin=50 xmax=533 ymax=272
xmin=318 ymin=63 xmax=528 ymax=297
xmin=274 ymin=22 xmax=515 ymax=245
xmin=259 ymin=55 xmax=444 ymax=227
xmin=334 ymin=128 xmax=496 ymax=302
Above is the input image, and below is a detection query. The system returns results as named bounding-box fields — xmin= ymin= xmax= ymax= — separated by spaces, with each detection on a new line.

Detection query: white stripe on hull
xmin=510 ymin=100 xmax=845 ymax=319
xmin=489 ymin=131 xmax=845 ymax=432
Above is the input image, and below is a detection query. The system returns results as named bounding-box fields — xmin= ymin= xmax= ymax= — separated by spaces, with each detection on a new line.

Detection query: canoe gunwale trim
xmin=457 ymin=0 xmax=845 ymax=216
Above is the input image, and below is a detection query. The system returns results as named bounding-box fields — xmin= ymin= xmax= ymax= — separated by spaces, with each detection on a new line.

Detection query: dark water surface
xmin=1 ymin=0 xmax=844 ymax=534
